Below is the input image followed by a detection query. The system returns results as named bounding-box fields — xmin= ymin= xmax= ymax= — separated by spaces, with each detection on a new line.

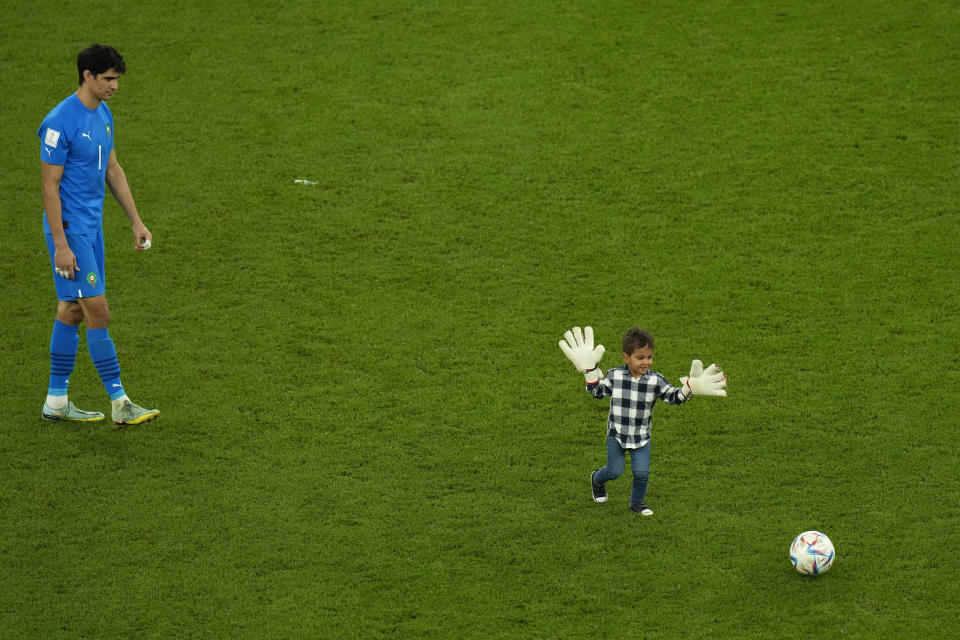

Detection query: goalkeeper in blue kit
xmin=38 ymin=43 xmax=158 ymax=427
xmin=560 ymin=326 xmax=727 ymax=515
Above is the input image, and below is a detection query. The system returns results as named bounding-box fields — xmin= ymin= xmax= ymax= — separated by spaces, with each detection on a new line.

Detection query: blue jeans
xmin=594 ymin=436 xmax=651 ymax=505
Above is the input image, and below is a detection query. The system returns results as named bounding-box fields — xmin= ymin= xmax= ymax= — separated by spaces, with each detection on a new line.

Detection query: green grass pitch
xmin=1 ymin=1 xmax=958 ymax=637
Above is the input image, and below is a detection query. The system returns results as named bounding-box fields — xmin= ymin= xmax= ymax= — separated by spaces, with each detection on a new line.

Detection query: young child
xmin=559 ymin=326 xmax=726 ymax=516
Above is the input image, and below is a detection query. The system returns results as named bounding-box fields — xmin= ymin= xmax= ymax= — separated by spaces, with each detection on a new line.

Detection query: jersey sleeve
xmin=39 ymin=119 xmax=69 ymax=165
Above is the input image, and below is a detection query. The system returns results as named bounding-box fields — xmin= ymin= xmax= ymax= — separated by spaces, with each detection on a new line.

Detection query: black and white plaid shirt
xmin=587 ymin=365 xmax=689 ymax=448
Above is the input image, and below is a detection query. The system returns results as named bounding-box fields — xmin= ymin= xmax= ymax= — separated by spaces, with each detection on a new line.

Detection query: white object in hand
xmin=559 ymin=326 xmax=606 ymax=384
xmin=680 ymin=359 xmax=727 ymax=397
xmin=142 ymin=239 xmax=151 ymax=250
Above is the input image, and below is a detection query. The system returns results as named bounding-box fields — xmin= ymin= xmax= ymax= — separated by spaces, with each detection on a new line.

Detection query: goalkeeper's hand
xmin=679 ymin=359 xmax=727 ymax=398
xmin=559 ymin=326 xmax=605 ymax=384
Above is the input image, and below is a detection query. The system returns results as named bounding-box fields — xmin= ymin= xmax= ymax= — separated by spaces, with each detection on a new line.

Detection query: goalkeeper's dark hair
xmin=622 ymin=327 xmax=654 ymax=354
xmin=77 ymin=43 xmax=126 ymax=86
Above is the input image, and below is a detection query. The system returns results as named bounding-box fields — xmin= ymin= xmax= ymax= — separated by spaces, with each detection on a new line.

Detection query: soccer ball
xmin=789 ymin=530 xmax=835 ymax=575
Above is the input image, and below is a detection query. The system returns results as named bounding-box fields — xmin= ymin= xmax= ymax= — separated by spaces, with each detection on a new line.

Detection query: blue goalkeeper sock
xmin=48 ymin=319 xmax=80 ymax=397
xmin=87 ymin=328 xmax=126 ymax=400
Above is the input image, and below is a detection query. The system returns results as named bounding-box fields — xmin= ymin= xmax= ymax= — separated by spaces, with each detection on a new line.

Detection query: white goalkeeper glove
xmin=559 ymin=326 xmax=606 ymax=384
xmin=679 ymin=359 xmax=727 ymax=398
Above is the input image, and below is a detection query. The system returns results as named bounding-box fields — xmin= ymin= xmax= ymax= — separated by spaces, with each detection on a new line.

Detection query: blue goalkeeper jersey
xmin=38 ymin=93 xmax=115 ymax=235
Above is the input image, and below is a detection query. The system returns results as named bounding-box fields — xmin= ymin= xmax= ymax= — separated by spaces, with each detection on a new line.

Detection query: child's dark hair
xmin=77 ymin=43 xmax=126 ymax=86
xmin=622 ymin=327 xmax=654 ymax=354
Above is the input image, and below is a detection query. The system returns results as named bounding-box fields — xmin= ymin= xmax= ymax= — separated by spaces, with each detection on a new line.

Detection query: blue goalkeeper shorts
xmin=46 ymin=230 xmax=106 ymax=301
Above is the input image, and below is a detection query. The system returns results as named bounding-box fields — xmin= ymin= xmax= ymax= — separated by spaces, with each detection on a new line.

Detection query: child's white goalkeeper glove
xmin=559 ymin=326 xmax=605 ymax=384
xmin=680 ymin=359 xmax=728 ymax=398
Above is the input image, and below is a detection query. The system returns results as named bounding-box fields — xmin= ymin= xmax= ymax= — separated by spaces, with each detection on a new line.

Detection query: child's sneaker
xmin=42 ymin=400 xmax=104 ymax=422
xmin=630 ymin=502 xmax=653 ymax=516
xmin=591 ymin=470 xmax=607 ymax=503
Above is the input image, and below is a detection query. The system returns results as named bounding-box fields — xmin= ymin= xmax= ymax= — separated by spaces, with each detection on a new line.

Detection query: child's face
xmin=623 ymin=345 xmax=654 ymax=378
